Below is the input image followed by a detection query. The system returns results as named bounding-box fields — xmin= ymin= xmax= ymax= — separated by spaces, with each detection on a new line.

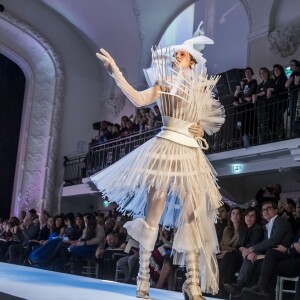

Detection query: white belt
xmin=156 ymin=116 xmax=208 ymax=149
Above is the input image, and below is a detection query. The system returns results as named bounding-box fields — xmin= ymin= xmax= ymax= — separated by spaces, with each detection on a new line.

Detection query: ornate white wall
xmin=0 ymin=11 xmax=64 ymax=215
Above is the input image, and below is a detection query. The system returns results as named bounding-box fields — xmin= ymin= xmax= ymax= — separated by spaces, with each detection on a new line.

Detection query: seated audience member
xmin=252 ymin=67 xmax=275 ymax=143
xmin=218 ymin=207 xmax=243 ymax=259
xmin=151 ymin=228 xmax=175 ymax=291
xmin=95 ymin=232 xmax=125 ymax=261
xmin=113 ymin=215 xmax=128 ymax=245
xmin=8 ymin=216 xmax=40 ymax=264
xmin=218 ymin=207 xmax=264 ymax=295
xmin=242 ymin=228 xmax=300 ymax=299
xmin=70 ymin=213 xmax=105 ymax=275
xmin=28 ymin=209 xmax=39 ymax=221
xmin=215 ymin=203 xmax=230 ymax=244
xmin=96 ymin=232 xmax=126 ymax=279
xmin=18 ymin=211 xmax=26 ymax=224
xmin=255 ymin=183 xmax=281 ymax=209
xmin=0 ymin=219 xmax=17 ymax=261
xmin=224 ymin=201 xmax=294 ymax=297
xmin=267 ymin=64 xmax=288 ymax=139
xmin=27 ymin=214 xmax=66 ymax=267
xmin=23 ymin=211 xmax=51 ymax=265
xmin=116 ymin=238 xmax=139 ymax=283
xmin=281 ymin=198 xmax=299 ymax=233
xmin=49 ymin=213 xmax=86 ymax=272
xmin=104 ymin=217 xmax=116 ymax=235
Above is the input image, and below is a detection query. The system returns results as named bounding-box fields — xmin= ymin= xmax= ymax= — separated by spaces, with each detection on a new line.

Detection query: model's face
xmin=245 ymin=211 xmax=256 ymax=228
xmin=175 ymin=50 xmax=192 ymax=68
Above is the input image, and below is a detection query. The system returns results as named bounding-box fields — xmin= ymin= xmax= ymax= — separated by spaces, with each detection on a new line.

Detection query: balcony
xmin=62 ymin=87 xmax=300 ymax=203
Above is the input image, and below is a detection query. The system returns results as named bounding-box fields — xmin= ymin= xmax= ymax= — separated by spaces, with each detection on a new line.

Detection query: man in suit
xmin=224 ymin=201 xmax=294 ymax=297
xmin=242 ymin=228 xmax=300 ymax=299
xmin=7 ymin=216 xmax=40 ymax=264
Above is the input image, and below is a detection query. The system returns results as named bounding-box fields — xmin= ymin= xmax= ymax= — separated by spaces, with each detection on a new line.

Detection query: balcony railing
xmin=63 ymin=87 xmax=300 ymax=186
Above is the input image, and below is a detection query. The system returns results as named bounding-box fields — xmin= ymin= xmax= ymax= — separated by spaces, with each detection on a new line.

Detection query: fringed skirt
xmin=91 ymin=136 xmax=221 ymax=294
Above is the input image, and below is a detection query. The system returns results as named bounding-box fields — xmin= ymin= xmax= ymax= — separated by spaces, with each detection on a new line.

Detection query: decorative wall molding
xmin=0 ymin=11 xmax=64 ymax=215
xmin=268 ymin=25 xmax=300 ymax=57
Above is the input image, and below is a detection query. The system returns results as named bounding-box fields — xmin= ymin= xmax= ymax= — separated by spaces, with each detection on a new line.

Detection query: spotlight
xmin=0 ymin=4 xmax=4 ymax=12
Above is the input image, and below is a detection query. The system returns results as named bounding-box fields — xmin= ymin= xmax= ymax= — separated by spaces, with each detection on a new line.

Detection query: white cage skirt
xmin=91 ymin=135 xmax=221 ymax=294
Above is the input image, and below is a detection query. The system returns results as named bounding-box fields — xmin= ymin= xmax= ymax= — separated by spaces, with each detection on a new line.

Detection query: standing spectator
xmin=252 ymin=67 xmax=275 ymax=143
xmin=285 ymin=59 xmax=300 ymax=137
xmin=233 ymin=67 xmax=257 ymax=147
xmin=255 ymin=183 xmax=281 ymax=210
xmin=267 ymin=64 xmax=288 ymax=139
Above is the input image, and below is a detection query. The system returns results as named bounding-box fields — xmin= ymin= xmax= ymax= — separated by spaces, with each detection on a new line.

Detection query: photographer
xmin=255 ymin=183 xmax=281 ymax=210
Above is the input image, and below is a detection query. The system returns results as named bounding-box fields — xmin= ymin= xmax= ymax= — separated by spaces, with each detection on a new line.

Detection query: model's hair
xmin=190 ymin=54 xmax=197 ymax=66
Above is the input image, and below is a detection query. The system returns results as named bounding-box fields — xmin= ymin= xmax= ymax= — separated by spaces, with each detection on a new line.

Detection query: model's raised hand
xmin=96 ymin=48 xmax=117 ymax=76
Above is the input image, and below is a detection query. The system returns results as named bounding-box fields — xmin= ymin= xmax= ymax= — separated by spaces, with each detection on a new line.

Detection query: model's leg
xmin=182 ymin=249 xmax=204 ymax=300
xmin=136 ymin=187 xmax=166 ymax=299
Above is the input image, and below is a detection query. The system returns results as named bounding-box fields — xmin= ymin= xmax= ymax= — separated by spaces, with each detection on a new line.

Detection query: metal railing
xmin=63 ymin=87 xmax=300 ymax=185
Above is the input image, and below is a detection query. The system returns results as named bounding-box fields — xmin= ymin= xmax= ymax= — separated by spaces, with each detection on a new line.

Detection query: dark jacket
xmin=252 ymin=215 xmax=294 ymax=254
xmin=237 ymin=223 xmax=264 ymax=249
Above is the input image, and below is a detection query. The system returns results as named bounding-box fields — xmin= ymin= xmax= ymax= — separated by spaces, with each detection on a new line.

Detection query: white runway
xmin=0 ymin=263 xmax=223 ymax=300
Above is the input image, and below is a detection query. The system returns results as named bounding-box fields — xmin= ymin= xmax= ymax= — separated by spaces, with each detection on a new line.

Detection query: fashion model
xmin=91 ymin=35 xmax=225 ymax=300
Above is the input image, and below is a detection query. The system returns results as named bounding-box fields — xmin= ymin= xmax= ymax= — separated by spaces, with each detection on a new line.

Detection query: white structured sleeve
xmin=111 ymin=68 xmax=160 ymax=107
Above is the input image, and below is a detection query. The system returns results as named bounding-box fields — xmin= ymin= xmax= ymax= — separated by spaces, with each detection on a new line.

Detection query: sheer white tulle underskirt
xmin=91 ymin=136 xmax=221 ymax=294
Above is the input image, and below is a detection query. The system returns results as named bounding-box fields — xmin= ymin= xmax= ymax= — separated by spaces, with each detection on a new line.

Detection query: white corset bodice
xmin=156 ymin=116 xmax=199 ymax=148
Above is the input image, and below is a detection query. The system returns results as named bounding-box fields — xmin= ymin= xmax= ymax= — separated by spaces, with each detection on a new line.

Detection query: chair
xmin=173 ymin=266 xmax=186 ymax=291
xmin=275 ymin=276 xmax=299 ymax=300
xmin=115 ymin=264 xmax=125 ymax=282
xmin=81 ymin=258 xmax=99 ymax=278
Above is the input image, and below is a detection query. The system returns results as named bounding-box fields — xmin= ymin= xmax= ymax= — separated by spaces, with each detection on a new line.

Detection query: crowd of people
xmin=88 ymin=58 xmax=300 ymax=152
xmin=90 ymin=105 xmax=162 ymax=146
xmin=231 ymin=59 xmax=300 ymax=147
xmin=1 ymin=183 xmax=300 ymax=299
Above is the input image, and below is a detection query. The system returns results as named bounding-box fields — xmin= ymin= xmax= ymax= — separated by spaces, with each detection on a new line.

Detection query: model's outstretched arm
xmin=96 ymin=48 xmax=160 ymax=107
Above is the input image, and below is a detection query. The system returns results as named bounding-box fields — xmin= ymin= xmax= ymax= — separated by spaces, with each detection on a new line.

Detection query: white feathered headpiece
xmin=169 ymin=35 xmax=214 ymax=64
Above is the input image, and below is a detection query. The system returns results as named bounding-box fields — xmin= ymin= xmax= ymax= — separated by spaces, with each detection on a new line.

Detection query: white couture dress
xmin=91 ymin=51 xmax=225 ymax=294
